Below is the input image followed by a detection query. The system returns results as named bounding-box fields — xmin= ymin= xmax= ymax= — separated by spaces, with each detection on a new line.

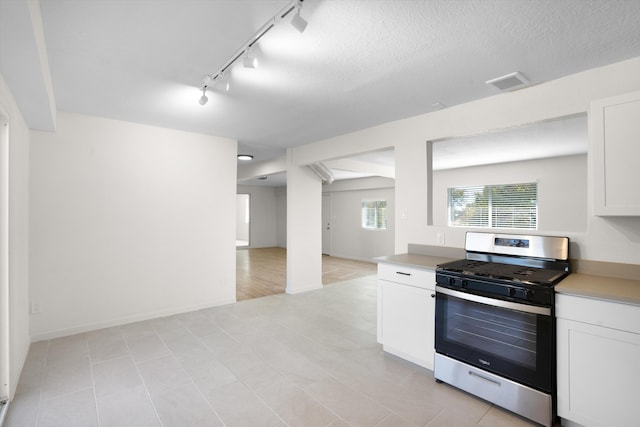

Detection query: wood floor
xmin=236 ymin=247 xmax=378 ymax=301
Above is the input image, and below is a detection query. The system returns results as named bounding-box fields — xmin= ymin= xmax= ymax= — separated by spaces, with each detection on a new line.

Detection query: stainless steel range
xmin=434 ymin=232 xmax=570 ymax=427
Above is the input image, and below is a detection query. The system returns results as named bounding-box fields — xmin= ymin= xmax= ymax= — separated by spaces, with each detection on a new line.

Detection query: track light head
xmin=199 ymin=86 xmax=208 ymax=106
xmin=243 ymin=50 xmax=258 ymax=68
xmin=290 ymin=8 xmax=308 ymax=33
xmin=218 ymin=72 xmax=231 ymax=92
xmin=199 ymin=94 xmax=208 ymax=105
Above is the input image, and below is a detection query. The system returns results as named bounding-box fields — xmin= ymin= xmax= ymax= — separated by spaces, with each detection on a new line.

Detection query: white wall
xmin=235 ymin=194 xmax=249 ymax=243
xmin=29 ymin=112 xmax=237 ymax=340
xmin=433 ymin=154 xmax=588 ymax=234
xmin=322 ymin=177 xmax=395 ymax=261
xmin=0 ymin=73 xmax=31 ymax=399
xmin=286 ymin=150 xmax=322 ymax=294
xmin=236 ymin=185 xmax=278 ymax=248
xmin=275 ymin=186 xmax=287 ymax=247
xmin=291 ymin=56 xmax=640 ymax=265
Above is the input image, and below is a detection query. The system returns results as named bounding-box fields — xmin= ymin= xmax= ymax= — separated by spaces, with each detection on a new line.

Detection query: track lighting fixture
xmin=290 ymin=3 xmax=308 ymax=33
xmin=218 ymin=71 xmax=230 ymax=92
xmin=197 ymin=0 xmax=310 ymax=104
xmin=243 ymin=49 xmax=258 ymax=69
xmin=199 ymin=86 xmax=208 ymax=106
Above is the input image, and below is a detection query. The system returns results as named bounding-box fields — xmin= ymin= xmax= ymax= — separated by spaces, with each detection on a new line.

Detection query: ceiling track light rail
xmin=199 ymin=0 xmax=307 ymax=100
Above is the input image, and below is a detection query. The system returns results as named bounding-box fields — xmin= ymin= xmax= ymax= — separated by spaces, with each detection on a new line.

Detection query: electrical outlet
xmin=30 ymin=302 xmax=43 ymax=314
xmin=436 ymin=232 xmax=445 ymax=245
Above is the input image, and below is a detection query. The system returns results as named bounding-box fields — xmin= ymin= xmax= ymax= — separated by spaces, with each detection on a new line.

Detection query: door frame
xmin=0 ymin=106 xmax=11 ymax=405
xmin=236 ymin=193 xmax=250 ymax=247
xmin=321 ymin=193 xmax=331 ymax=255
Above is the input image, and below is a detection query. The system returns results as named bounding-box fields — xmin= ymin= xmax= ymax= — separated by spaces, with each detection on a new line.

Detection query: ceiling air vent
xmin=485 ymin=72 xmax=529 ymax=91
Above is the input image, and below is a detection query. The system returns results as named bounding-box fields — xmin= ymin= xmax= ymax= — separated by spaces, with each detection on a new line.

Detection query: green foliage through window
xmin=362 ymin=200 xmax=388 ymax=230
xmin=448 ymin=183 xmax=537 ymax=229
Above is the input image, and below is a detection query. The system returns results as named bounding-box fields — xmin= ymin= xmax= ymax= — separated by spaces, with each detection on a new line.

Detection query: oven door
xmin=435 ymin=285 xmax=554 ymax=393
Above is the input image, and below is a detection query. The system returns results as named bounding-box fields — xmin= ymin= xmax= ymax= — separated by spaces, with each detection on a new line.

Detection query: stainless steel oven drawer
xmin=434 ymin=353 xmax=553 ymax=427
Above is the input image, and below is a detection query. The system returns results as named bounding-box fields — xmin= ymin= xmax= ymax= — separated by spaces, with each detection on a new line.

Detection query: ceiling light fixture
xmin=198 ymin=0 xmax=308 ymax=103
xmin=218 ymin=71 xmax=230 ymax=92
xmin=238 ymin=154 xmax=254 ymax=161
xmin=243 ymin=48 xmax=258 ymax=69
xmin=198 ymin=86 xmax=208 ymax=105
xmin=290 ymin=3 xmax=308 ymax=33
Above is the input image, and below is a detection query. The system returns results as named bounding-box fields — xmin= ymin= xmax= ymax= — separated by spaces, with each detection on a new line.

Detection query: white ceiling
xmin=2 ymin=0 xmax=640 ymax=174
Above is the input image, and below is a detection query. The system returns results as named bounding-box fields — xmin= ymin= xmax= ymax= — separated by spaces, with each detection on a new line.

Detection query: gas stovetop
xmin=437 ymin=258 xmax=569 ymax=286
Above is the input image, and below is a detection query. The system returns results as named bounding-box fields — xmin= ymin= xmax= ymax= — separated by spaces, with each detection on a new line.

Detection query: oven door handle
xmin=435 ymin=286 xmax=551 ymax=316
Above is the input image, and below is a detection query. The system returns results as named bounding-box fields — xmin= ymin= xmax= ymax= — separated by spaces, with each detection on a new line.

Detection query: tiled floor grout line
xmin=204 ymin=309 xmax=297 ymax=426
xmin=118 ymin=327 xmax=164 ymax=427
xmin=86 ymin=339 xmax=102 ymax=427
xmin=152 ymin=319 xmax=229 ymax=427
xmin=261 ymin=295 xmax=398 ymax=427
xmin=200 ymin=295 xmax=350 ymax=427
xmin=31 ymin=339 xmax=51 ymax=427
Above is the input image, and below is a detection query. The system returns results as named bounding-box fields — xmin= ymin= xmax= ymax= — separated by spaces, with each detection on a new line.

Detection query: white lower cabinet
xmin=377 ymin=263 xmax=435 ymax=370
xmin=556 ymin=294 xmax=640 ymax=427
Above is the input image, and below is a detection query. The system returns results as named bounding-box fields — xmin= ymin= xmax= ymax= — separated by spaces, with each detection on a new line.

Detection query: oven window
xmin=445 ymin=297 xmax=537 ymax=369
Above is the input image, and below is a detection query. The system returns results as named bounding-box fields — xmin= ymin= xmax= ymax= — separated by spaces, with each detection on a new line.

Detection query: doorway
xmin=236 ymin=194 xmax=250 ymax=247
xmin=322 ymin=194 xmax=331 ymax=255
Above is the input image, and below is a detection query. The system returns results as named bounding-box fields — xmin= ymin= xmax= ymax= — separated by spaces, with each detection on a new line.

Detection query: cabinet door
xmin=378 ymin=280 xmax=434 ymax=369
xmin=591 ymin=90 xmax=640 ymax=215
xmin=557 ymin=318 xmax=640 ymax=427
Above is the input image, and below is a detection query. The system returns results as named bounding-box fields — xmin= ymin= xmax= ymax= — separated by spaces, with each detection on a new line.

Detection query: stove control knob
xmin=508 ymin=288 xmax=516 ymax=297
xmin=523 ymin=289 xmax=533 ymax=301
xmin=461 ymin=280 xmax=468 ymax=288
xmin=448 ymin=277 xmax=456 ymax=286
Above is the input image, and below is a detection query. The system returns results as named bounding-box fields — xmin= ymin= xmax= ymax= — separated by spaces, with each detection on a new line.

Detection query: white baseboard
xmin=325 ymin=253 xmax=377 ymax=264
xmin=30 ymin=297 xmax=237 ymax=342
xmin=0 ymin=399 xmax=8 ymax=427
xmin=560 ymin=418 xmax=586 ymax=427
xmin=9 ymin=338 xmax=30 ymax=399
xmin=285 ymin=283 xmax=322 ymax=295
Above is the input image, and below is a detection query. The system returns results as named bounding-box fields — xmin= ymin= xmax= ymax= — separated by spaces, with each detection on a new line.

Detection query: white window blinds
xmin=448 ymin=182 xmax=537 ymax=229
xmin=362 ymin=200 xmax=388 ymax=230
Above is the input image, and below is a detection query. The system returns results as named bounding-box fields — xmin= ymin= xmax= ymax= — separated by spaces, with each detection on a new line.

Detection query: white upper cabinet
xmin=590 ymin=90 xmax=640 ymax=216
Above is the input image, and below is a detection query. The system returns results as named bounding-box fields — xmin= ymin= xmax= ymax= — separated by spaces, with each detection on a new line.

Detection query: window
xmin=448 ymin=182 xmax=537 ymax=229
xmin=362 ymin=200 xmax=387 ymax=230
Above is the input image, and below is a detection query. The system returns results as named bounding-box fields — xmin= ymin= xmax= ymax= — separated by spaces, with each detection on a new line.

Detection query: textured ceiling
xmin=2 ymin=0 xmax=640 ymax=166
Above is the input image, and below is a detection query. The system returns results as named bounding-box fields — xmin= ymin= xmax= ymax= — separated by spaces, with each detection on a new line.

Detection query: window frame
xmin=361 ymin=200 xmax=388 ymax=230
xmin=447 ymin=182 xmax=538 ymax=230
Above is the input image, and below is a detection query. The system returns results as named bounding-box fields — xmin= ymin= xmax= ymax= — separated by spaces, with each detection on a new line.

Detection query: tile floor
xmin=6 ymin=275 xmax=545 ymax=427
